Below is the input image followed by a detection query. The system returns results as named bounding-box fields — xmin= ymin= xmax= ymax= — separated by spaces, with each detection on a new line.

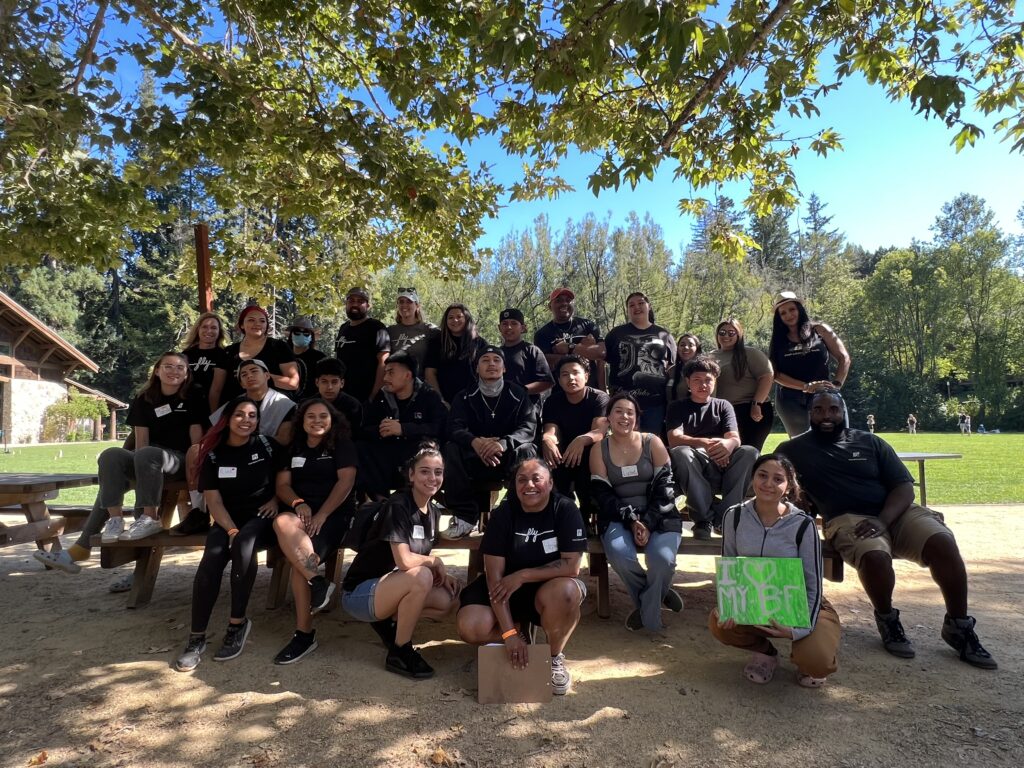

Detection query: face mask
xmin=292 ymin=332 xmax=312 ymax=348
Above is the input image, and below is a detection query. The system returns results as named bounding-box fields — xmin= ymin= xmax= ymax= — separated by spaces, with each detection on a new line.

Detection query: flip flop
xmin=743 ymin=651 xmax=778 ymax=684
xmin=798 ymin=673 xmax=827 ymax=688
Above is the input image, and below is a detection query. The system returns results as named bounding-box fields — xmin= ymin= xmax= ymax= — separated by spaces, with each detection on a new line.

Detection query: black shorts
xmin=459 ymin=575 xmax=587 ymax=626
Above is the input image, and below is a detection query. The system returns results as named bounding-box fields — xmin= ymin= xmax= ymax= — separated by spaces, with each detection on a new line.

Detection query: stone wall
xmin=7 ymin=378 xmax=68 ymax=444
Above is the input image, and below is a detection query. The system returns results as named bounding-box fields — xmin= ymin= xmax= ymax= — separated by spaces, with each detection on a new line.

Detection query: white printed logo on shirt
xmin=515 ymin=527 xmax=554 ymax=544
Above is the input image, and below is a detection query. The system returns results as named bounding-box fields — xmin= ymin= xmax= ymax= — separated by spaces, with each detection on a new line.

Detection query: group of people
xmin=32 ymin=287 xmax=997 ymax=694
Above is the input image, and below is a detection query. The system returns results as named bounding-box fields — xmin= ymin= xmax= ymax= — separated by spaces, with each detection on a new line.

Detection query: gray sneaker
xmin=550 ymin=652 xmax=572 ymax=695
xmin=874 ymin=608 xmax=915 ymax=658
xmin=175 ymin=635 xmax=207 ymax=673
xmin=214 ymin=619 xmax=252 ymax=662
xmin=100 ymin=516 xmax=125 ymax=543
xmin=441 ymin=517 xmax=476 ymax=540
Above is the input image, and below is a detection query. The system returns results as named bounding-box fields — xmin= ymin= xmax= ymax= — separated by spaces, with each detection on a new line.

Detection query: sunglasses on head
xmin=398 ymin=287 xmax=416 ymax=293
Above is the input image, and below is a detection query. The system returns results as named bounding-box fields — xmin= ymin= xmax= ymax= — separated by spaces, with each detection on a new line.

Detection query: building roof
xmin=65 ymin=378 xmax=129 ymax=409
xmin=0 ymin=289 xmax=99 ymax=373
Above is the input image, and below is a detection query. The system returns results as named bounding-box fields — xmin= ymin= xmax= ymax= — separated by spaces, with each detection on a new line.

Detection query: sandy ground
xmin=1 ymin=505 xmax=1021 ymax=768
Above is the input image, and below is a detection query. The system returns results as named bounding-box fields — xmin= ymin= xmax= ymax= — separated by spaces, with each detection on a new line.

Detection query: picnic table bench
xmin=0 ymin=473 xmax=98 ymax=551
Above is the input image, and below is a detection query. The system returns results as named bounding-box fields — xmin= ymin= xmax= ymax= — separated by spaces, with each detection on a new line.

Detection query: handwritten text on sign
xmin=716 ymin=557 xmax=811 ymax=627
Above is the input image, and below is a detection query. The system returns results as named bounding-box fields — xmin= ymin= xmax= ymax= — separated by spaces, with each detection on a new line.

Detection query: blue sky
xmin=473 ymin=75 xmax=1024 ymax=256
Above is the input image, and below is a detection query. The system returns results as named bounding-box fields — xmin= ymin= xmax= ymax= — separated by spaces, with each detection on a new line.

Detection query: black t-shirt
xmin=534 ymin=317 xmax=603 ymax=379
xmin=605 ymin=323 xmax=676 ymax=408
xmin=777 ymin=429 xmax=914 ymax=522
xmin=388 ymin=322 xmax=440 ymax=371
xmin=425 ymin=334 xmax=490 ymax=403
xmin=218 ymin=338 xmax=297 ymax=404
xmin=334 ymin=319 xmax=390 ymax=403
xmin=126 ymin=391 xmax=206 ymax=452
xmin=342 ymin=491 xmax=441 ymax=590
xmin=328 ymin=391 xmax=364 ymax=432
xmin=541 ymin=387 xmax=609 ymax=443
xmin=284 ymin=438 xmax=358 ymax=514
xmin=291 ymin=347 xmax=326 ymax=402
xmin=198 ymin=435 xmax=279 ymax=521
xmin=772 ymin=329 xmax=830 ymax=383
xmin=480 ymin=492 xmax=587 ymax=574
xmin=666 ymin=397 xmax=738 ymax=438
xmin=502 ymin=341 xmax=554 ymax=397
xmin=182 ymin=346 xmax=226 ymax=404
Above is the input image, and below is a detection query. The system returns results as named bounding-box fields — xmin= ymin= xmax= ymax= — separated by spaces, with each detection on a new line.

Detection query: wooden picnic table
xmin=0 ymin=473 xmax=97 ymax=551
xmin=896 ymin=452 xmax=962 ymax=507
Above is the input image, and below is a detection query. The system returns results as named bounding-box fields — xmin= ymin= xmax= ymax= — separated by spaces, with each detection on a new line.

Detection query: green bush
xmin=41 ymin=391 xmax=109 ymax=442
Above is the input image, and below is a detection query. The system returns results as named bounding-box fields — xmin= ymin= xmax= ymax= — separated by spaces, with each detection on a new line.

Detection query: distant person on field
xmin=907 ymin=413 xmax=917 ymax=434
xmin=778 ymin=390 xmax=997 ymax=669
xmin=866 ymin=414 xmax=875 ymax=433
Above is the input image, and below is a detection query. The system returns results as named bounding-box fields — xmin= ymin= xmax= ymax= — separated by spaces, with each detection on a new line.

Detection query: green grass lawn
xmin=763 ymin=431 xmax=1024 ymax=505
xmin=1 ymin=433 xmax=1022 ymax=506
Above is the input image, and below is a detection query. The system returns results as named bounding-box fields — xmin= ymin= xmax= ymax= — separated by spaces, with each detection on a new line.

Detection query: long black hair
xmin=288 ymin=397 xmax=349 ymax=453
xmin=440 ymin=303 xmax=479 ymax=361
xmin=769 ymin=300 xmax=814 ymax=366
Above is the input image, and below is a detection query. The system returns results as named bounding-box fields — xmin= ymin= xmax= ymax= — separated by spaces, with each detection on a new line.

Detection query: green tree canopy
xmin=3 ymin=0 xmax=1023 ymax=288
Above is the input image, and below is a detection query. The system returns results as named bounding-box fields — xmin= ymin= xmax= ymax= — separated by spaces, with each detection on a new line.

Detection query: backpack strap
xmin=794 ymin=516 xmax=812 ymax=549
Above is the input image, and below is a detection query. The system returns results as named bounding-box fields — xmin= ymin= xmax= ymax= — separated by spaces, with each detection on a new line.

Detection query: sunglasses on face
xmin=717 ymin=330 xmax=738 ymax=337
xmin=397 ymin=287 xmax=416 ymax=293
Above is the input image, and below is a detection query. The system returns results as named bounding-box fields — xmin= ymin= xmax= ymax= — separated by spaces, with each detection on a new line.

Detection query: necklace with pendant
xmin=481 ymin=391 xmax=502 ymax=418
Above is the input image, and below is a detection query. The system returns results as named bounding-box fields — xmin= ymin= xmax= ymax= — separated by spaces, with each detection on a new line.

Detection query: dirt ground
xmin=1 ymin=505 xmax=1021 ymax=768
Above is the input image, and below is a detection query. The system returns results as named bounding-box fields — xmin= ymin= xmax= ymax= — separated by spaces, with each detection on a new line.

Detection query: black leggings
xmin=190 ymin=517 xmax=272 ymax=634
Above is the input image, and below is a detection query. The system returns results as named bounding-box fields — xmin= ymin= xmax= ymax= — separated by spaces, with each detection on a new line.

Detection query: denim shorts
xmin=341 ymin=577 xmax=381 ymax=623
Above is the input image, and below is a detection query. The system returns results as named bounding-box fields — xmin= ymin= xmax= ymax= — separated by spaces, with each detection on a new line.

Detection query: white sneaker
xmin=33 ymin=549 xmax=82 ymax=574
xmin=550 ymin=652 xmax=572 ymax=695
xmin=101 ymin=516 xmax=125 ymax=543
xmin=441 ymin=517 xmax=476 ymax=539
xmin=118 ymin=516 xmax=164 ymax=541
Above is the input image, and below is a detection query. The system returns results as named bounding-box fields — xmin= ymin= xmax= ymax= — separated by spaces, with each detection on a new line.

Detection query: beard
xmin=346 ymin=306 xmax=367 ymax=321
xmin=809 ymin=420 xmax=844 ymax=443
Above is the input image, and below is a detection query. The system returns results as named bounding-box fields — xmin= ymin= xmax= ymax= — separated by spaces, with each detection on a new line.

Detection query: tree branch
xmin=66 ymin=0 xmax=109 ymax=93
xmin=659 ymin=0 xmax=798 ymax=153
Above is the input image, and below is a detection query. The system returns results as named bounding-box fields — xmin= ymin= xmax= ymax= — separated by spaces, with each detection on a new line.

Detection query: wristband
xmin=227 ymin=528 xmax=239 ymax=537
xmin=501 ymin=629 xmax=519 ymax=640
xmin=291 ymin=498 xmax=305 ymax=508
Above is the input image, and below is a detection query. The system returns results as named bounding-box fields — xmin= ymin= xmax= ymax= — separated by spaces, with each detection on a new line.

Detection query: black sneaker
xmin=625 ymin=608 xmax=643 ymax=631
xmin=386 ymin=643 xmax=435 ymax=679
xmin=370 ymin=619 xmax=397 ymax=650
xmin=213 ymin=619 xmax=252 ymax=662
xmin=169 ymin=508 xmax=211 ymax=537
xmin=941 ymin=615 xmax=998 ymax=670
xmin=692 ymin=521 xmax=712 ymax=540
xmin=273 ymin=630 xmax=318 ymax=665
xmin=308 ymin=575 xmax=335 ymax=615
xmin=874 ymin=609 xmax=915 ymax=658
xmin=662 ymin=588 xmax=684 ymax=612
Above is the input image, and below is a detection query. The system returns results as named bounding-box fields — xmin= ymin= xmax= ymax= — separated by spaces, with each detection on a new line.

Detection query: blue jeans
xmin=602 ymin=522 xmax=681 ymax=631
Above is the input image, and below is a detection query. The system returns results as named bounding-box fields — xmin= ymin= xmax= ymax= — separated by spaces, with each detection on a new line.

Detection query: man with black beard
xmin=533 ymin=288 xmax=605 ymax=388
xmin=778 ymin=390 xmax=997 ymax=669
xmin=440 ymin=346 xmax=537 ymax=539
xmin=334 ymin=287 xmax=390 ymax=403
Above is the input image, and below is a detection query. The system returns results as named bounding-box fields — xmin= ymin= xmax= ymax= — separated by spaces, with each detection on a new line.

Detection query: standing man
xmin=441 ymin=346 xmax=538 ymax=538
xmin=360 ymin=352 xmax=447 ymax=499
xmin=334 ymin=287 xmax=389 ymax=403
xmin=667 ymin=357 xmax=757 ymax=540
xmin=534 ymin=288 xmax=605 ymax=389
xmin=498 ymin=307 xmax=554 ymax=401
xmin=778 ymin=391 xmax=996 ymax=669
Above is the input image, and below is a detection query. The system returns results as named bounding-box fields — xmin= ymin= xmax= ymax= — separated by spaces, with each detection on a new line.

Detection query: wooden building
xmin=0 ymin=290 xmax=125 ymax=445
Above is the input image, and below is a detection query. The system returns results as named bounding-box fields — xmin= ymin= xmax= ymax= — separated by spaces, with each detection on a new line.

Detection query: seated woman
xmin=709 ymin=453 xmax=841 ymax=687
xmin=341 ymin=443 xmax=458 ymax=679
xmin=35 ymin=352 xmax=205 ymax=573
xmin=590 ymin=392 xmax=682 ymax=632
xmin=174 ymin=397 xmax=280 ymax=672
xmin=456 ymin=457 xmax=587 ymax=696
xmin=272 ymin=398 xmax=358 ymax=664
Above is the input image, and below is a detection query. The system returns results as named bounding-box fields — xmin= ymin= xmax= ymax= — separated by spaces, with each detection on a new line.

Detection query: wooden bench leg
xmin=127 ymin=546 xmax=164 ymax=609
xmin=589 ymin=551 xmax=610 ymax=619
xmin=824 ymin=555 xmax=844 ymax=583
xmin=24 ymin=500 xmax=62 ymax=554
xmin=321 ymin=549 xmax=345 ymax=613
xmin=267 ymin=549 xmax=290 ymax=610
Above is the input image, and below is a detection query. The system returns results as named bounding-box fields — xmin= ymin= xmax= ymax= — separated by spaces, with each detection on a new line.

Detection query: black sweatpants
xmin=442 ymin=442 xmax=537 ymax=524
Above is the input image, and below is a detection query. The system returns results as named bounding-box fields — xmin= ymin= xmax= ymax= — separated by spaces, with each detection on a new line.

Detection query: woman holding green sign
xmin=709 ymin=454 xmax=841 ymax=688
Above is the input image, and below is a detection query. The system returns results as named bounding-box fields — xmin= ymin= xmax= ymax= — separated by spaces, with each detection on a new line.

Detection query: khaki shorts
xmin=825 ymin=504 xmax=953 ymax=569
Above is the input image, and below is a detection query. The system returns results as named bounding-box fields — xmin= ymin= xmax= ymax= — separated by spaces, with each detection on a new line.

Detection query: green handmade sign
xmin=716 ymin=557 xmax=811 ymax=628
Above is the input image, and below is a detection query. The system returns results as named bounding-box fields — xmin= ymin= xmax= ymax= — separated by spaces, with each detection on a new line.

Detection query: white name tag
xmin=541 ymin=537 xmax=558 ymax=554
xmin=412 ymin=524 xmax=426 ymax=540
xmin=154 ymin=404 xmax=172 ymax=417
xmin=621 ymin=464 xmax=639 ymax=478
xmin=218 ymin=466 xmax=238 ymax=478
xmin=291 ymin=457 xmax=306 ymax=468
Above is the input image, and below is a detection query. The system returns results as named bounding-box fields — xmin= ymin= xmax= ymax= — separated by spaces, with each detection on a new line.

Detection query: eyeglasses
xmin=160 ymin=364 xmax=188 ymax=372
xmin=717 ymin=330 xmax=738 ymax=337
xmin=397 ymin=287 xmax=416 ymax=293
